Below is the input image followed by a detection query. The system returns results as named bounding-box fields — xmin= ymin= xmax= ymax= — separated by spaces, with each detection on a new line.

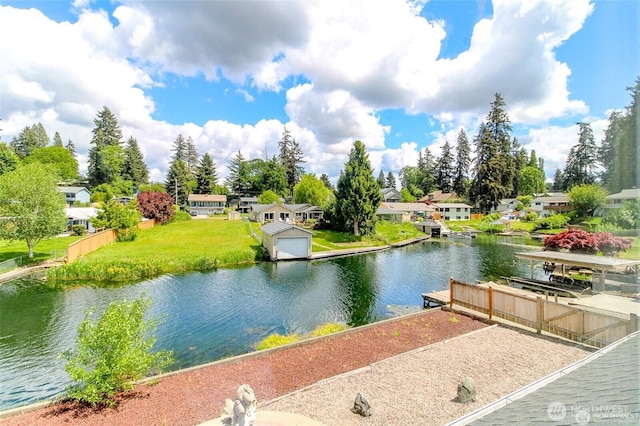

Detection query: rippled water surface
xmin=0 ymin=235 xmax=543 ymax=410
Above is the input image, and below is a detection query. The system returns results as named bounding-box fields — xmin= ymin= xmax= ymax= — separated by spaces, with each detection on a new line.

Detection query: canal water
xmin=0 ymin=235 xmax=544 ymax=410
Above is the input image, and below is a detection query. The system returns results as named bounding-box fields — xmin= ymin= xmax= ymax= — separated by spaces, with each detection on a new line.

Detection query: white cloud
xmin=0 ymin=0 xmax=601 ymax=186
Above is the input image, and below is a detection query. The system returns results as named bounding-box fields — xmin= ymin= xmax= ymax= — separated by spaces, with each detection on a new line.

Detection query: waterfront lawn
xmin=311 ymin=222 xmax=424 ymax=252
xmin=50 ymin=219 xmax=262 ymax=281
xmin=0 ymin=235 xmax=83 ymax=264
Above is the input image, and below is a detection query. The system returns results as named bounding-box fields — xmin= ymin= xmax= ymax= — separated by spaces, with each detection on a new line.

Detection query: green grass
xmin=311 ymin=222 xmax=424 ymax=252
xmin=0 ymin=235 xmax=83 ymax=264
xmin=49 ymin=219 xmax=263 ymax=281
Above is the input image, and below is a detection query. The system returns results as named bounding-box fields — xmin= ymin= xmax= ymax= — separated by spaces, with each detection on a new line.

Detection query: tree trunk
xmin=353 ymin=218 xmax=359 ymax=236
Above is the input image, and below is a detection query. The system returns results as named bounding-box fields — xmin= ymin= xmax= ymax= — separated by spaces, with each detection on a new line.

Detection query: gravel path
xmin=263 ymin=326 xmax=592 ymax=425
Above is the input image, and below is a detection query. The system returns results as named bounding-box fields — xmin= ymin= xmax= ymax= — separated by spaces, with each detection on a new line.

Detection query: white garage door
xmin=276 ymin=237 xmax=308 ymax=260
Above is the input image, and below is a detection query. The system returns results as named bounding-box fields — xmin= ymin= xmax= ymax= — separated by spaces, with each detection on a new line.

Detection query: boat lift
xmin=514 ymin=251 xmax=640 ymax=293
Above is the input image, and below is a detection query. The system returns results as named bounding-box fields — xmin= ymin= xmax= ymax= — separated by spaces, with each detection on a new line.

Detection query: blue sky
xmin=0 ymin=0 xmax=637 ymax=184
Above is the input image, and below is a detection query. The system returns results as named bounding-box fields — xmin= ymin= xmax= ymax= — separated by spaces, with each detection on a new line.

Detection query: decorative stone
xmin=456 ymin=377 xmax=477 ymax=403
xmin=351 ymin=392 xmax=371 ymax=417
xmin=222 ymin=384 xmax=257 ymax=426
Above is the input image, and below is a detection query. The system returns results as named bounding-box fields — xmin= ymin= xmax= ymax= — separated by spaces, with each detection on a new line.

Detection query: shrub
xmin=543 ymin=228 xmax=633 ymax=256
xmin=171 ymin=209 xmax=192 ymax=222
xmin=256 ymin=333 xmax=300 ymax=350
xmin=72 ymin=225 xmax=86 ymax=236
xmin=61 ymin=296 xmax=173 ymax=406
xmin=310 ymin=322 xmax=347 ymax=337
xmin=522 ymin=211 xmax=538 ymax=222
xmin=533 ymin=214 xmax=568 ymax=231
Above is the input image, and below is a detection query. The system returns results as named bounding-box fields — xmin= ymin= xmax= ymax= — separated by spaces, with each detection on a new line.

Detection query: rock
xmin=457 ymin=377 xmax=477 ymax=403
xmin=351 ymin=392 xmax=371 ymax=417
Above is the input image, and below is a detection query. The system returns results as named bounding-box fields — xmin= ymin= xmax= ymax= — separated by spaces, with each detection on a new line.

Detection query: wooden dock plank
xmin=421 ymin=290 xmax=450 ymax=308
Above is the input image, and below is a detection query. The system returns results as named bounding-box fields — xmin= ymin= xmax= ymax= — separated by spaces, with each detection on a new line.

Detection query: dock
xmin=421 ymin=290 xmax=450 ymax=308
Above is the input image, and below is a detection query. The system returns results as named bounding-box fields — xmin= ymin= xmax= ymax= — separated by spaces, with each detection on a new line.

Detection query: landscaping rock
xmin=351 ymin=392 xmax=371 ymax=417
xmin=456 ymin=377 xmax=477 ymax=403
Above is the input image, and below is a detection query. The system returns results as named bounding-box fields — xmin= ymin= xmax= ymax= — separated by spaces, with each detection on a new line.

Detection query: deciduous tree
xmin=0 ymin=164 xmax=67 ymax=258
xmin=137 ymin=191 xmax=175 ymax=224
xmin=91 ymin=199 xmax=141 ymax=241
xmin=568 ymin=183 xmax=607 ymax=217
xmin=293 ymin=174 xmax=333 ymax=209
xmin=24 ymin=146 xmax=79 ymax=182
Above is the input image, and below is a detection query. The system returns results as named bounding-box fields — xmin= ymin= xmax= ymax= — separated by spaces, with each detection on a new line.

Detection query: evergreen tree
xmin=53 ymin=131 xmax=64 ymax=147
xmin=399 ymin=166 xmax=424 ymax=199
xmin=226 ymin=150 xmax=250 ymax=195
xmin=452 ymin=129 xmax=471 ymax=198
xmin=194 ymin=153 xmax=218 ymax=194
xmin=65 ymin=139 xmax=76 ymax=157
xmin=377 ymin=170 xmax=386 ymax=188
xmin=87 ymin=106 xmax=123 ymax=187
xmin=278 ymin=127 xmax=305 ymax=195
xmin=552 ymin=168 xmax=564 ymax=191
xmin=185 ymin=136 xmax=198 ymax=173
xmin=0 ymin=143 xmax=20 ymax=176
xmin=170 ymin=134 xmax=188 ymax=162
xmin=598 ymin=78 xmax=639 ymax=192
xmin=434 ymin=140 xmax=455 ymax=192
xmin=334 ymin=141 xmax=381 ymax=236
xmin=320 ymin=173 xmax=334 ymax=191
xmin=416 ymin=148 xmax=436 ymax=194
xmin=165 ymin=159 xmax=193 ymax=206
xmin=485 ymin=94 xmax=517 ymax=197
xmin=123 ymin=137 xmax=149 ymax=189
xmin=10 ymin=123 xmax=50 ymax=158
xmin=563 ymin=122 xmax=598 ymax=188
xmin=470 ymin=123 xmax=503 ymax=212
xmin=385 ymin=171 xmax=397 ymax=189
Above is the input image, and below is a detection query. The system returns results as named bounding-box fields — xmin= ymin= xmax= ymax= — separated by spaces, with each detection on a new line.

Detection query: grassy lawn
xmin=0 ymin=235 xmax=83 ymax=264
xmin=311 ymin=222 xmax=424 ymax=252
xmin=49 ymin=219 xmax=262 ymax=281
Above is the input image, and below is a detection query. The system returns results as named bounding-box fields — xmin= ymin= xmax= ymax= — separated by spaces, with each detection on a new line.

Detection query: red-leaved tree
xmin=137 ymin=191 xmax=175 ymax=224
xmin=543 ymin=228 xmax=633 ymax=256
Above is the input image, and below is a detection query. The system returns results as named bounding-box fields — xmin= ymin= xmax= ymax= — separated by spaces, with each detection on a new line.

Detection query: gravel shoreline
xmin=264 ymin=325 xmax=592 ymax=425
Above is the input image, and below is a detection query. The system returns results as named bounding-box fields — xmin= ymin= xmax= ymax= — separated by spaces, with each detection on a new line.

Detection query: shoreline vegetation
xmin=1 ymin=216 xmax=638 ymax=283
xmin=45 ymin=219 xmax=426 ymax=282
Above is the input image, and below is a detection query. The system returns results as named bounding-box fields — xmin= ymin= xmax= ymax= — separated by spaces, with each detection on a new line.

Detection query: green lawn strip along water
xmin=0 ymin=235 xmax=83 ymax=263
xmin=48 ymin=220 xmax=261 ymax=281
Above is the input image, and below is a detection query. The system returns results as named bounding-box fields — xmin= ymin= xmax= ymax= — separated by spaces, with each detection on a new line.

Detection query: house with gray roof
xmin=58 ymin=186 xmax=90 ymax=206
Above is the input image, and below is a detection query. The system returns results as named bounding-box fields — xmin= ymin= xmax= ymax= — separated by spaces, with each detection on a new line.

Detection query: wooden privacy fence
xmin=448 ymin=278 xmax=639 ymax=348
xmin=66 ymin=219 xmax=155 ymax=263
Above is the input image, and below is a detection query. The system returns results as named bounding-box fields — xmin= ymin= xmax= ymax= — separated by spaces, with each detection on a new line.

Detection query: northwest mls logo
xmin=547 ymin=402 xmax=567 ymax=421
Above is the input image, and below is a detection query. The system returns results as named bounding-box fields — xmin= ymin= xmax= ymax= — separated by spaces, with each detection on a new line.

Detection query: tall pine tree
xmin=434 ymin=140 xmax=455 ymax=193
xmin=386 ymin=171 xmax=397 ymax=189
xmin=195 ymin=153 xmax=218 ymax=194
xmin=470 ymin=123 xmax=503 ymax=212
xmin=334 ymin=141 xmax=381 ymax=236
xmin=226 ymin=150 xmax=250 ymax=195
xmin=278 ymin=127 xmax=305 ymax=196
xmin=563 ymin=122 xmax=597 ymax=189
xmin=123 ymin=136 xmax=149 ymax=189
xmin=452 ymin=129 xmax=471 ymax=198
xmin=87 ymin=106 xmax=124 ymax=187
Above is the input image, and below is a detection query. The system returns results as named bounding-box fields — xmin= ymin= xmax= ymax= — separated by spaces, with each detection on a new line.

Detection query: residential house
xmin=432 ymin=202 xmax=472 ymax=221
xmin=58 ymin=186 xmax=91 ymax=206
xmin=188 ymin=194 xmax=227 ymax=215
xmin=260 ymin=221 xmax=312 ymax=261
xmin=420 ymin=190 xmax=460 ymax=204
xmin=600 ymin=188 xmax=640 ymax=214
xmin=249 ymin=203 xmax=323 ymax=224
xmin=376 ymin=202 xmax=435 ymax=223
xmin=237 ymin=197 xmax=259 ymax=213
xmin=65 ymin=207 xmax=99 ymax=233
xmin=530 ymin=194 xmax=571 ymax=218
xmin=490 ymin=198 xmax=519 ymax=215
xmin=380 ymin=187 xmax=401 ymax=203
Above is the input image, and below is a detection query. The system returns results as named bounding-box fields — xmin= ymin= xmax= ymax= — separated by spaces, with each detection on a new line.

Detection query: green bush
xmin=171 ymin=210 xmax=192 ymax=222
xmin=522 ymin=211 xmax=538 ymax=222
xmin=533 ymin=214 xmax=568 ymax=231
xmin=72 ymin=225 xmax=86 ymax=236
xmin=61 ymin=296 xmax=173 ymax=406
xmin=310 ymin=322 xmax=347 ymax=337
